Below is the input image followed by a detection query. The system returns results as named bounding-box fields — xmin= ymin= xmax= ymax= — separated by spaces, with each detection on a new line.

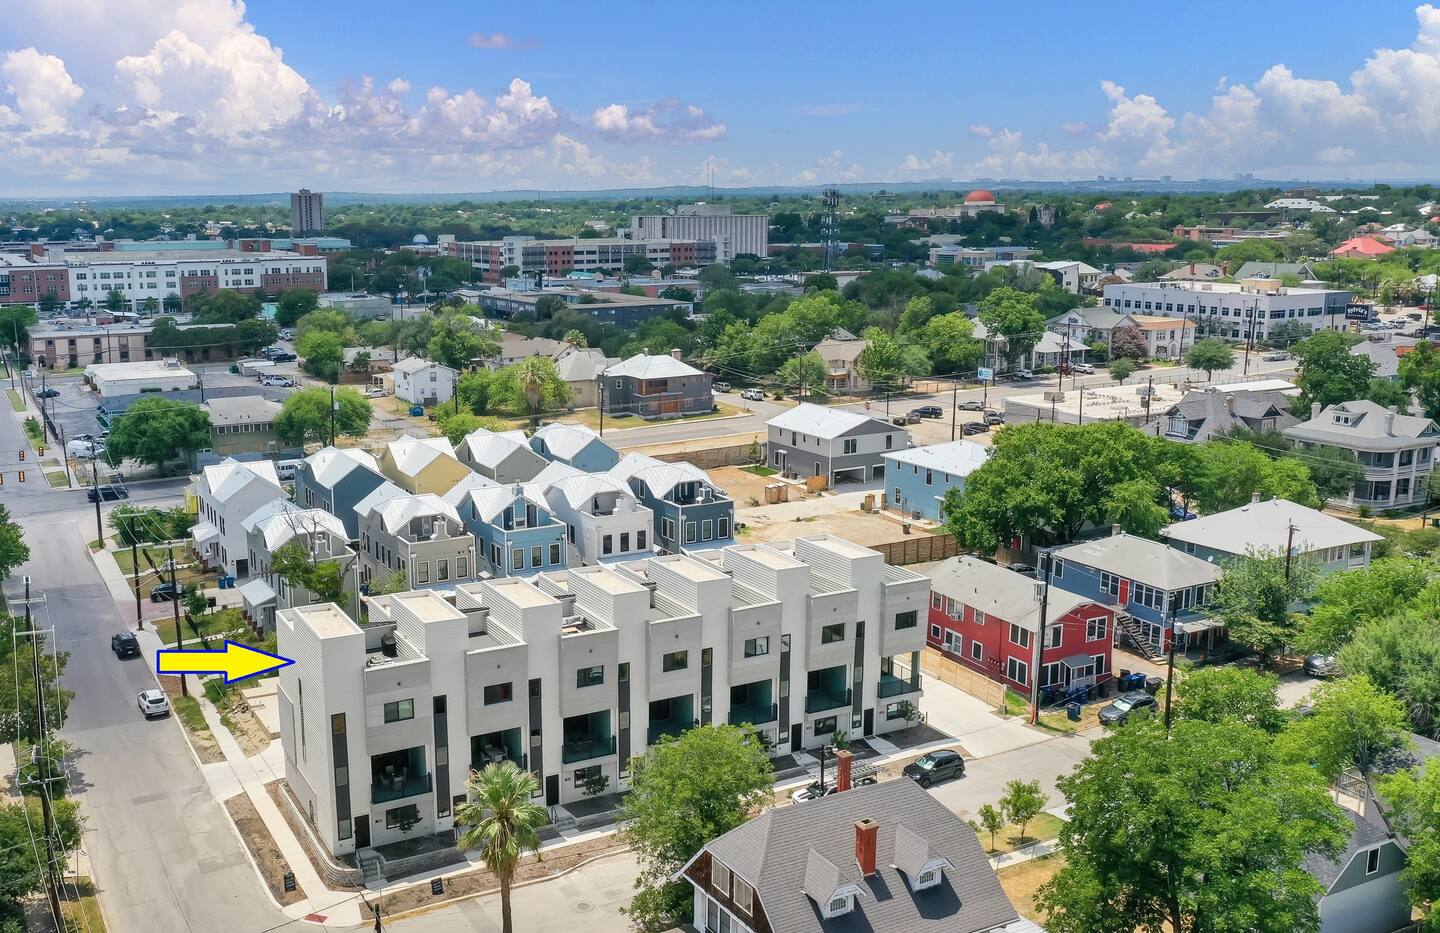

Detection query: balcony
xmin=647 ymin=694 xmax=696 ymax=746
xmin=728 ymin=702 xmax=777 ymax=726
xmin=371 ymin=772 xmax=432 ymax=804
xmin=804 ymin=688 xmax=852 ymax=714
xmin=471 ymin=728 xmax=526 ymax=772
xmin=370 ymin=746 xmax=430 ymax=804
xmin=729 ymin=680 xmax=776 ymax=727
xmin=878 ymin=673 xmax=921 ymax=699
xmin=560 ymin=734 xmax=616 ymax=764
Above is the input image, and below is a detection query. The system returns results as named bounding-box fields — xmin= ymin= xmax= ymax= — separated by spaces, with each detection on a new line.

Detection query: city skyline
xmin=2 ymin=2 xmax=1440 ymax=196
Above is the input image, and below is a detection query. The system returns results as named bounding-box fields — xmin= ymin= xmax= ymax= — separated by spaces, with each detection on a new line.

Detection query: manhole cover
xmin=575 ymin=901 xmax=594 ymax=913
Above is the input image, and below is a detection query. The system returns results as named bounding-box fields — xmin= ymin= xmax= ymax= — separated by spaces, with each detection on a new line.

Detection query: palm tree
xmin=455 ymin=762 xmax=549 ymax=933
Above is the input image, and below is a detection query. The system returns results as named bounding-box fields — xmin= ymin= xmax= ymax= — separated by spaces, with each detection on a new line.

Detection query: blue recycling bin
xmin=410 ymin=405 xmax=425 ymax=417
xmin=1066 ymin=702 xmax=1082 ymax=721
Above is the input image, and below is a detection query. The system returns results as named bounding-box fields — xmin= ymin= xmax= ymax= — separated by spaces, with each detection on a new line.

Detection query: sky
xmin=2 ymin=1 xmax=1440 ymax=196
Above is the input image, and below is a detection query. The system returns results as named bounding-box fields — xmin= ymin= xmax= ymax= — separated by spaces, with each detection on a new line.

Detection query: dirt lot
xmin=736 ymin=494 xmax=914 ymax=546
xmin=378 ymin=836 xmax=632 ymax=918
xmin=221 ymin=701 xmax=273 ymax=758
xmin=998 ymin=853 xmax=1063 ymax=924
xmin=226 ymin=792 xmax=307 ymax=906
xmin=623 ymin=430 xmax=766 ymax=460
xmin=266 ymin=781 xmax=355 ymax=883
xmin=708 ymin=466 xmax=786 ymax=505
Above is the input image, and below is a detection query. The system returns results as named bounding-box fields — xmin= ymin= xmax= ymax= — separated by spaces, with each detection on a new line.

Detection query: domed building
xmin=890 ymin=190 xmax=1006 ymax=228
xmin=964 ymin=189 xmax=996 ymax=205
xmin=954 ymin=189 xmax=1004 ymax=217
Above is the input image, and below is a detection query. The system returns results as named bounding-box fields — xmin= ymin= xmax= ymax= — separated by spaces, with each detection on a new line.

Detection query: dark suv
xmin=149 ymin=582 xmax=179 ymax=603
xmin=1099 ymin=690 xmax=1157 ymax=725
xmin=111 ymin=631 xmax=140 ymax=659
xmin=913 ymin=405 xmax=944 ymax=419
xmin=902 ymin=748 xmax=965 ymax=788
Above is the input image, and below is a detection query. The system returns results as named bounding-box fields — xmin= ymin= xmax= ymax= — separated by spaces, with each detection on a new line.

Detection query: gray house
xmin=455 ymin=427 xmax=547 ymax=484
xmin=767 ymin=403 xmax=909 ymax=486
xmin=357 ymin=493 xmax=478 ymax=593
xmin=611 ymin=453 xmax=734 ymax=553
xmin=292 ymin=447 xmax=389 ymax=541
xmin=1142 ymin=389 xmax=1298 ymax=443
xmin=601 ymin=352 xmax=714 ymax=419
xmin=1307 ymin=803 xmax=1411 ymax=933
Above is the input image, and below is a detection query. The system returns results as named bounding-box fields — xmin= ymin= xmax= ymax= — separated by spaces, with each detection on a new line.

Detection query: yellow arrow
xmin=155 ymin=640 xmax=293 ymax=685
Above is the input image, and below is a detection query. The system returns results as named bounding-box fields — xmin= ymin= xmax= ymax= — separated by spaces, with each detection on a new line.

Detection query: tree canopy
xmin=0 ymin=505 xmax=28 ymax=582
xmin=1183 ymin=337 xmax=1235 ymax=378
xmin=105 ymin=396 xmax=211 ymax=471
xmin=1291 ymin=331 xmax=1375 ymax=414
xmin=978 ymin=287 xmax=1046 ymax=365
xmin=274 ymin=387 xmax=372 ymax=445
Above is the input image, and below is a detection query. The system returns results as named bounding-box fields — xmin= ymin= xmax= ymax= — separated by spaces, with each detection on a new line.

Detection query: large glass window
xmin=576 ymin=665 xmax=604 ymax=688
xmin=383 ymin=699 xmax=414 ymax=723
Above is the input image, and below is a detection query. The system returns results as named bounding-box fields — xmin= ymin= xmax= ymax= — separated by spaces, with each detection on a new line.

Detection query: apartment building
xmin=0 ymin=255 xmax=70 ymax=306
xmin=357 ymin=494 xmax=477 ymax=593
xmin=27 ymin=321 xmax=235 ymax=369
xmin=1284 ymin=400 xmax=1440 ymax=510
xmin=446 ymin=236 xmax=717 ymax=284
xmin=536 ymin=473 xmax=654 ymax=564
xmin=611 ymin=453 xmax=734 ymax=553
xmin=276 ymin=535 xmax=929 ymax=856
xmin=629 ymin=204 xmax=769 ymax=262
xmin=291 ymin=189 xmax=324 ymax=234
xmin=1100 ymin=279 xmax=1351 ymax=341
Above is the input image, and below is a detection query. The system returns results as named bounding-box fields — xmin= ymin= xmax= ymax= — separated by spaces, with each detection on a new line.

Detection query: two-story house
xmin=600 ymin=352 xmax=714 ymax=419
xmin=191 ymin=458 xmax=286 ymax=578
xmin=811 ymin=330 xmax=870 ymax=393
xmin=1284 ymin=400 xmax=1440 ymax=509
xmin=454 ymin=427 xmax=547 ymax=484
xmin=882 ymin=441 xmax=990 ymax=522
xmin=1050 ymin=530 xmax=1223 ymax=660
xmin=767 ymin=403 xmax=908 ymax=486
xmin=378 ymin=436 xmax=472 ymax=495
xmin=293 ymin=447 xmax=388 ymax=541
xmin=356 ymin=494 xmax=476 ymax=593
xmin=391 ymin=357 xmax=458 ymax=406
xmin=239 ymin=502 xmax=355 ymax=630
xmin=928 ymin=556 xmax=1116 ymax=694
xmin=534 ymin=472 xmax=654 ymax=564
xmin=1162 ymin=496 xmax=1384 ymax=576
xmin=1144 ymin=389 xmax=1298 ymax=443
xmin=529 ymin=423 xmax=620 ymax=472
xmin=454 ymin=483 xmax=568 ymax=577
xmin=611 ymin=453 xmax=734 ymax=553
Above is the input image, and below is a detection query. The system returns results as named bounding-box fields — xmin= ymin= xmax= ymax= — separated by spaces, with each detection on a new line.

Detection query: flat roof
xmin=487 ymin=578 xmax=557 ymax=609
xmin=573 ymin=565 xmax=646 ymax=595
xmin=295 ymin=603 xmax=360 ymax=638
xmin=801 ymin=535 xmax=877 ymax=560
xmin=731 ymin=544 xmax=805 ymax=570
xmin=394 ymin=590 xmax=463 ymax=623
xmin=653 ymin=553 xmax=729 ymax=582
xmin=85 ymin=361 xmax=196 ymax=378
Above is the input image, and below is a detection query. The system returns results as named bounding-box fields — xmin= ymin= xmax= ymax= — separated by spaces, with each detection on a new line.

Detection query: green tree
xmin=457 ymin=369 xmax=501 ymax=415
xmin=1173 ymin=666 xmax=1284 ymax=732
xmin=1365 ymin=377 xmax=1411 ymax=412
xmin=105 ymin=396 xmax=211 ymax=472
xmin=108 ymin=504 xmax=194 ymax=545
xmin=1108 ymin=356 xmax=1137 ymax=383
xmin=0 ymin=797 xmax=83 ymax=922
xmin=1292 ymin=331 xmax=1375 ymax=414
xmin=1216 ymin=239 xmax=1285 ymax=269
xmin=1378 ymin=763 xmax=1440 ymax=924
xmin=0 ymin=306 xmax=38 ymax=352
xmin=623 ymin=253 xmax=654 ymax=275
xmin=1400 ymin=339 xmax=1440 ymax=420
xmin=1210 ymin=551 xmax=1317 ymax=666
xmin=455 ymin=762 xmax=549 ymax=933
xmin=426 ymin=310 xmax=497 ymax=370
xmin=0 ymin=616 xmax=73 ymax=744
xmin=1279 ymin=675 xmax=1411 ymax=780
xmin=1191 ymin=440 xmax=1319 ymax=513
xmin=698 ymin=264 xmax=736 ymax=290
xmin=978 ymin=287 xmax=1046 ymax=366
xmin=1037 ymin=718 xmax=1347 ymax=933
xmin=0 ymin=505 xmax=29 ymax=582
xmin=437 ymin=411 xmax=483 ymax=445
xmin=295 ymin=308 xmax=356 ymax=343
xmin=621 ymin=725 xmax=774 ymax=930
xmin=1292 ymin=442 xmax=1364 ymax=502
xmin=297 ymin=330 xmax=345 ymax=382
xmin=500 ymin=356 xmax=572 ymax=423
xmin=1298 ymin=557 xmax=1432 ymax=656
xmin=805 ymin=272 xmax=839 ymax=292
xmin=271 ymin=541 xmax=346 ymax=603
xmin=141 ymin=296 xmax=159 ymax=314
xmin=776 ymin=351 xmax=827 ymax=396
xmin=275 ymin=387 xmax=372 ymax=445
xmin=856 ymin=326 xmax=931 ymax=388
xmin=977 ymin=803 xmax=1005 ymax=852
xmin=37 ymin=291 xmax=62 ymax=315
xmin=562 ymin=329 xmax=588 ymax=348
xmin=162 ymin=291 xmax=183 ymax=313
xmin=999 ymin=779 xmax=1047 ymax=842
xmin=105 ymin=288 xmax=126 ymax=313
xmin=274 ymin=289 xmax=320 ymax=327
xmin=920 ymin=312 xmax=985 ymax=374
xmin=1184 ymin=338 xmax=1235 ymax=379
xmin=1102 ymin=477 xmax=1170 ymax=538
xmin=190 ymin=289 xmax=262 ymax=324
xmin=1338 ymin=606 xmax=1440 ymax=736
xmin=533 ymin=295 xmax=566 ymax=320
xmin=898 ymin=294 xmax=937 ymax=333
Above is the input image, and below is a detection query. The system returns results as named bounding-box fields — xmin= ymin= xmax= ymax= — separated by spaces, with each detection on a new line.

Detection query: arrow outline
xmin=155 ymin=639 xmax=294 ymax=685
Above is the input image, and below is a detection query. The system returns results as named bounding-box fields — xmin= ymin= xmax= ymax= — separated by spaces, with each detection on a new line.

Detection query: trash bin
xmin=1099 ymin=677 xmax=1114 ymax=697
xmin=409 ymin=405 xmax=425 ymax=417
xmin=1066 ymin=702 xmax=1082 ymax=722
xmin=1145 ymin=675 xmax=1163 ymax=696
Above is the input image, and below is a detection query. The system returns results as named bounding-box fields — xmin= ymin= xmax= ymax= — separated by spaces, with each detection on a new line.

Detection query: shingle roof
xmin=1350 ymin=339 xmax=1402 ymax=380
xmin=374 ymin=494 xmax=461 ymax=535
xmin=554 ymin=348 xmax=618 ymax=382
xmin=1161 ymin=497 xmax=1383 ymax=556
xmin=304 ymin=447 xmax=380 ymax=488
xmin=1285 ymin=399 xmax=1438 ymax=450
xmin=883 ymin=440 xmax=991 ymax=476
xmin=1053 ymin=533 xmax=1223 ymax=591
xmin=1145 ymin=389 xmax=1297 ymax=442
xmin=603 ymin=352 xmax=705 ymax=379
xmin=813 ymin=337 xmax=868 ymax=364
xmin=1305 ymin=806 xmax=1394 ymax=892
xmin=392 ymin=356 xmax=456 ymax=376
xmin=697 ymin=779 xmax=1020 ymax=933
xmin=930 ymin=556 xmax=1100 ymax=631
xmin=768 ymin=402 xmax=890 ymax=439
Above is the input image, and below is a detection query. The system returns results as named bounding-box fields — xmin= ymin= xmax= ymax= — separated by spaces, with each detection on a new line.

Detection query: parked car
xmin=278 ymin=329 xmax=295 ymax=339
xmin=270 ymin=352 xmax=297 ymax=362
xmin=1071 ymin=362 xmax=1096 ymax=374
xmin=111 ymin=631 xmax=141 ymax=659
xmin=740 ymin=388 xmax=765 ymax=401
xmin=1304 ymin=654 xmax=1338 ymax=677
xmin=260 ymin=375 xmax=295 ymax=387
xmin=67 ymin=439 xmax=105 ymax=459
xmin=790 ymin=769 xmax=879 ymax=803
xmin=1008 ymin=563 xmax=1037 ymax=577
xmin=913 ymin=405 xmax=944 ymax=419
xmin=902 ymin=749 xmax=965 ymax=788
xmin=137 ymin=689 xmax=170 ymax=719
xmin=1168 ymin=503 xmax=1197 ymax=521
xmin=712 ymin=382 xmax=732 ymax=393
xmin=958 ymin=399 xmax=985 ymax=411
xmin=261 ymin=346 xmax=284 ymax=358
xmin=35 ymin=388 xmax=59 ymax=399
xmin=892 ymin=412 xmax=921 ymax=425
xmin=88 ymin=483 xmax=128 ymax=502
xmin=983 ymin=410 xmax=1005 ymax=425
xmin=149 ymin=582 xmax=179 ymax=603
xmin=1260 ymin=350 xmax=1289 ymax=361
xmin=1406 ymin=312 xmax=1424 ymax=321
xmin=961 ymin=422 xmax=989 ymax=436
xmin=1099 ymin=690 xmax=1158 ymax=725
xmin=1012 ymin=368 xmax=1034 ymax=380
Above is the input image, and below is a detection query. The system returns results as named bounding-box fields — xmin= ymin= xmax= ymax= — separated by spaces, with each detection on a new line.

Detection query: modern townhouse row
xmin=277 ymin=535 xmax=930 ymax=855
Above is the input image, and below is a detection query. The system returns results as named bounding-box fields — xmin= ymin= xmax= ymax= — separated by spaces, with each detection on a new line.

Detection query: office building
xmin=446 ymin=236 xmax=717 ymax=283
xmin=629 ymin=204 xmax=769 ymax=262
xmin=291 ymin=189 xmax=324 ymax=234
xmin=1100 ymin=279 xmax=1351 ymax=341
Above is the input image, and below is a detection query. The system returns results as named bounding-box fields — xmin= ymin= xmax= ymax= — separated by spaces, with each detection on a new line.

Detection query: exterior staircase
xmin=1116 ymin=614 xmax=1160 ymax=662
xmin=357 ymin=849 xmax=385 ymax=887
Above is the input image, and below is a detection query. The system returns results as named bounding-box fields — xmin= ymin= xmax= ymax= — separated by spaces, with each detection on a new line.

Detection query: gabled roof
xmin=1285 ymin=399 xmax=1438 ymax=450
xmin=603 ymin=353 xmax=705 ymax=379
xmin=354 ymin=480 xmax=409 ymax=520
xmin=374 ymin=494 xmax=461 ymax=535
xmin=463 ymin=483 xmax=551 ymax=523
xmin=543 ymin=473 xmax=635 ymax=510
xmin=530 ymin=422 xmax=612 ymax=460
xmin=883 ymin=440 xmax=990 ymax=476
xmin=200 ymin=458 xmax=282 ymax=504
xmin=1305 ymin=806 xmax=1395 ymax=892
xmin=457 ymin=428 xmax=539 ymax=470
xmin=554 ymin=348 xmax=618 ymax=382
xmin=240 ymin=498 xmax=301 ymax=534
xmin=611 ymin=453 xmax=716 ymax=500
xmin=256 ymin=508 xmax=348 ymax=553
xmin=768 ymin=402 xmax=889 ymax=439
xmin=441 ymin=472 xmax=500 ymax=509
xmin=812 ymin=336 xmax=867 ymax=364
xmin=392 ymin=356 xmax=457 ymax=376
xmin=1162 ymin=497 xmax=1383 ymax=556
xmin=1148 ymin=389 xmax=1297 ymax=442
xmin=930 ymin=556 xmax=1101 ymax=631
xmin=1233 ymin=260 xmax=1317 ymax=281
xmin=530 ymin=460 xmax=585 ymax=488
xmin=1331 ymin=236 xmax=1396 ymax=257
xmin=304 ymin=447 xmax=380 ymax=488
xmin=1053 ymin=532 xmax=1223 ymax=591
xmin=384 ymin=436 xmax=458 ymax=477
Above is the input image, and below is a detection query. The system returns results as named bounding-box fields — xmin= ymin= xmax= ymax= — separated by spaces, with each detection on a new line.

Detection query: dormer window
xmin=917 ymin=869 xmax=937 ymax=887
xmin=826 ymin=894 xmax=852 ymax=916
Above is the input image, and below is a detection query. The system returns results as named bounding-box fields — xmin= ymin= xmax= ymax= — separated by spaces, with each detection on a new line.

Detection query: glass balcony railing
xmin=728 ymin=702 xmax=778 ymax=726
xmin=646 ymin=719 xmax=696 ymax=746
xmin=804 ymin=688 xmax=852 ymax=714
xmin=878 ymin=674 xmax=921 ymax=698
xmin=560 ymin=734 xmax=616 ymax=764
xmin=370 ymin=772 xmax=432 ymax=805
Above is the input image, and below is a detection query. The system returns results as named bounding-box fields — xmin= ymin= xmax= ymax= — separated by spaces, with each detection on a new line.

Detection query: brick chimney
xmin=1311 ymin=401 xmax=1321 ymax=420
xmin=854 ymin=819 xmax=878 ymax=877
xmin=670 ymin=348 xmax=684 ymax=361
xmin=835 ymin=749 xmax=853 ymax=793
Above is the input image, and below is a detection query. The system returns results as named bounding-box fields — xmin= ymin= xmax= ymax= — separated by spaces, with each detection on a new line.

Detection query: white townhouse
xmin=277 ymin=535 xmax=930 ymax=859
xmin=533 ymin=471 xmax=655 ymax=564
xmin=191 ymin=458 xmax=286 ymax=578
xmin=391 ymin=357 xmax=459 ymax=407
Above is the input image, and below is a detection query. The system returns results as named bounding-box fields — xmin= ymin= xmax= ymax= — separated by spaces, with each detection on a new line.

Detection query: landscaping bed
xmin=979 ymin=812 xmax=1066 ymax=855
xmin=205 ymin=676 xmax=274 ymax=758
xmin=6 ymin=389 xmax=24 ymax=412
xmin=225 ymin=793 xmax=307 ymax=906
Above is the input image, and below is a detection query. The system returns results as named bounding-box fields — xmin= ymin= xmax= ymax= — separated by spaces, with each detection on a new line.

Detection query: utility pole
xmin=1028 ymin=554 xmax=1052 ymax=726
xmin=132 ymin=536 xmax=143 ymax=629
xmin=1284 ymin=522 xmax=1297 ymax=583
xmin=91 ymin=456 xmax=104 ymax=544
xmin=1163 ymin=592 xmax=1178 ymax=730
xmin=168 ymin=544 xmax=187 ymax=696
xmin=1243 ymin=300 xmax=1257 ymax=375
xmin=950 ymin=382 xmax=958 ymax=441
xmin=597 ymin=380 xmax=605 ymax=437
xmin=329 ymin=385 xmax=337 ymax=446
xmin=19 ymin=578 xmax=63 ymax=926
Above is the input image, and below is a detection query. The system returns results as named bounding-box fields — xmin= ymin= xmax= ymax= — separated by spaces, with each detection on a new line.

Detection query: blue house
xmin=293 ymin=447 xmax=388 ymax=541
xmin=1050 ymin=531 xmax=1223 ymax=659
xmin=881 ymin=440 xmax=991 ymax=521
xmin=529 ymin=423 xmax=620 ymax=473
xmin=455 ymin=483 xmax=569 ymax=577
xmin=611 ymin=453 xmax=733 ymax=553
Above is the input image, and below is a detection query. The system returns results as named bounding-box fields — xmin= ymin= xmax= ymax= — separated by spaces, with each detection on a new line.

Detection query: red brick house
xmin=927 ymin=556 xmax=1116 ymax=693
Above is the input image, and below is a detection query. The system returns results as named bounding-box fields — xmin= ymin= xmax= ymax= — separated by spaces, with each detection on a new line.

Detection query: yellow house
xmin=378 ymin=436 xmax=472 ymax=495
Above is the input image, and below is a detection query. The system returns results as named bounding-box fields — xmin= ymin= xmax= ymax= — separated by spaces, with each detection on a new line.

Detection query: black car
xmin=892 ymin=412 xmax=921 ymax=425
xmin=88 ymin=484 xmax=128 ymax=502
xmin=958 ymin=400 xmax=985 ymax=411
xmin=1303 ymin=654 xmax=1338 ymax=677
xmin=269 ymin=352 xmax=297 ymax=362
xmin=1008 ymin=563 xmax=1037 ymax=577
xmin=983 ymin=410 xmax=1005 ymax=425
xmin=902 ymin=749 xmax=965 ymax=788
xmin=149 ymin=582 xmax=179 ymax=603
xmin=111 ymin=631 xmax=141 ymax=659
xmin=913 ymin=405 xmax=944 ymax=419
xmin=35 ymin=388 xmax=59 ymax=399
xmin=1099 ymin=690 xmax=1158 ymax=725
xmin=961 ymin=422 xmax=989 ymax=436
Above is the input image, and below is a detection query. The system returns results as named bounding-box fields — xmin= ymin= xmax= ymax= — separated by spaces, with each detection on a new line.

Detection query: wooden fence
xmin=652 ymin=441 xmax=767 ymax=469
xmin=920 ymin=646 xmax=1007 ymax=709
xmin=868 ymin=532 xmax=960 ymax=566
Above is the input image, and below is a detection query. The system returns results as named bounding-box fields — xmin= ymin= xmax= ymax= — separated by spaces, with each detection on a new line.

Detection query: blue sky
xmin=1 ymin=1 xmax=1438 ymax=195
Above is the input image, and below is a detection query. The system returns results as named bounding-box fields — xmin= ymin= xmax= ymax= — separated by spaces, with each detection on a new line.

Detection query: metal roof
xmin=602 ymin=353 xmax=705 ymax=379
xmin=768 ymin=402 xmax=889 ymax=439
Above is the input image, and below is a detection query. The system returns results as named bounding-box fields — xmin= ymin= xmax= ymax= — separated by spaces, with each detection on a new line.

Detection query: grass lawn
xmin=154 ymin=607 xmax=248 ymax=648
xmin=980 ymin=812 xmax=1066 ymax=855
xmin=1003 ymin=687 xmax=1030 ymax=718
xmin=60 ymin=877 xmax=106 ymax=933
xmin=47 ymin=470 xmax=69 ymax=488
xmin=22 ymin=417 xmax=44 ymax=446
xmin=171 ymin=692 xmax=208 ymax=732
xmin=740 ymin=465 xmax=777 ymax=476
xmin=560 ymin=400 xmax=747 ymax=432
xmin=114 ymin=544 xmax=199 ymax=576
xmin=5 ymin=389 xmax=23 ymax=412
xmin=1037 ymin=701 xmax=1107 ymax=733
xmin=998 ymin=853 xmax=1063 ymax=924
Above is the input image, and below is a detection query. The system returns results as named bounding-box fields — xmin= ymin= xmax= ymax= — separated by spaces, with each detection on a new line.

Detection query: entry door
xmin=545 ymin=774 xmax=560 ymax=807
xmin=790 ymin=723 xmax=802 ymax=752
xmin=863 ymin=708 xmax=874 ymax=737
xmin=355 ymin=816 xmax=370 ymax=849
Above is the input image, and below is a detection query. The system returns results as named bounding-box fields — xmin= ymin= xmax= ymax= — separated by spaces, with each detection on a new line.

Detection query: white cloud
xmin=967 ymin=124 xmax=993 ymax=139
xmin=1 ymin=47 xmax=82 ymax=133
xmin=1060 ymin=120 xmax=1090 ymax=137
xmin=900 ymin=150 xmax=954 ymax=173
xmin=794 ymin=150 xmax=865 ymax=184
xmin=387 ymin=77 xmax=410 ymax=95
xmin=590 ymin=98 xmax=725 ymax=144
xmin=467 ymin=32 xmax=538 ymax=50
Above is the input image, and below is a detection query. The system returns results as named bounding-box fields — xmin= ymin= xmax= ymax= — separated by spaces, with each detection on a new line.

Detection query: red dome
xmin=964 ymin=189 xmax=996 ymax=204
